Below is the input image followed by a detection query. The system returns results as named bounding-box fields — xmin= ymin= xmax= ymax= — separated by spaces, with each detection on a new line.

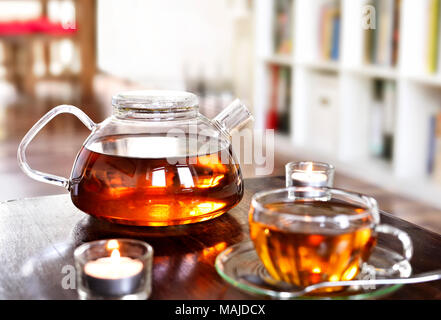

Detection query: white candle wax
xmin=84 ymin=252 xmax=143 ymax=280
xmin=291 ymin=171 xmax=327 ymax=186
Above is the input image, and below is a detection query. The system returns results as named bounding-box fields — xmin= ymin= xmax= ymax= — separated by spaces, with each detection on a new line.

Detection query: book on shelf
xmin=330 ymin=12 xmax=340 ymax=61
xmin=376 ymin=0 xmax=395 ymax=66
xmin=364 ymin=0 xmax=401 ymax=67
xmin=427 ymin=0 xmax=441 ymax=73
xmin=369 ymin=80 xmax=396 ymax=161
xmin=318 ymin=0 xmax=340 ymax=61
xmin=410 ymin=0 xmax=441 ymax=74
xmin=265 ymin=64 xmax=291 ymax=135
xmin=382 ymin=81 xmax=396 ymax=160
xmin=427 ymin=114 xmax=437 ymax=174
xmin=391 ymin=0 xmax=401 ymax=67
xmin=427 ymin=113 xmax=441 ymax=182
xmin=266 ymin=65 xmax=279 ymax=130
xmin=429 ymin=113 xmax=441 ymax=182
xmin=273 ymin=0 xmax=293 ymax=55
xmin=277 ymin=67 xmax=291 ymax=134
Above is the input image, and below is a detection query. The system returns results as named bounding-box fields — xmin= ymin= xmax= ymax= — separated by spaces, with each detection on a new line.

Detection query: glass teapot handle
xmin=17 ymin=105 xmax=96 ymax=190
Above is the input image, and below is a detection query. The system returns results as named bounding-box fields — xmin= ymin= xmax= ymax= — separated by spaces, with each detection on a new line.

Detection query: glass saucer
xmin=215 ymin=241 xmax=412 ymax=300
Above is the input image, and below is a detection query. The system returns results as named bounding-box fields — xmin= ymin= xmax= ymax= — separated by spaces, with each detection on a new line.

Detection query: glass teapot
xmin=18 ymin=91 xmax=253 ymax=226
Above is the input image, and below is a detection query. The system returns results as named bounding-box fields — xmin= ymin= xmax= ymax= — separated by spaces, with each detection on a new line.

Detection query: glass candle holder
xmin=285 ymin=161 xmax=335 ymax=187
xmin=74 ymin=239 xmax=153 ymax=300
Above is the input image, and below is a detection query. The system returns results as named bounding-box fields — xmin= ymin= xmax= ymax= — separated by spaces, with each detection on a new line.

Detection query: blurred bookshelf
xmin=254 ymin=0 xmax=441 ymax=208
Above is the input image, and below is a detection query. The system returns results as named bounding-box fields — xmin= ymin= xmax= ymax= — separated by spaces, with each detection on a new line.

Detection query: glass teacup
xmin=249 ymin=187 xmax=413 ymax=291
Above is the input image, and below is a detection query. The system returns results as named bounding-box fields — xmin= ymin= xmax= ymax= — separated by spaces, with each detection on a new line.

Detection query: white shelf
xmin=297 ymin=60 xmax=340 ymax=72
xmin=404 ymin=74 xmax=441 ymax=87
xmin=264 ymin=57 xmax=399 ymax=79
xmin=344 ymin=65 xmax=398 ymax=80
xmin=254 ymin=0 xmax=441 ymax=209
xmin=262 ymin=55 xmax=293 ymax=66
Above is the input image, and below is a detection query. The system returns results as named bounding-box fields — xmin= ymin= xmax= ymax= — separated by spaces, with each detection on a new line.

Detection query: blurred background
xmin=2 ymin=0 xmax=441 ymax=233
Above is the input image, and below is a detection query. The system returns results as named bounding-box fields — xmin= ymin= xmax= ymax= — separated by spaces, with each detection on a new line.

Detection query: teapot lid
xmin=112 ymin=90 xmax=198 ymax=111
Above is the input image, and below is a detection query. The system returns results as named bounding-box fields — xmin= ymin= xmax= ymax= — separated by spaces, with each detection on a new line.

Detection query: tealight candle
xmin=74 ymin=239 xmax=153 ymax=300
xmin=84 ymin=246 xmax=143 ymax=296
xmin=285 ymin=161 xmax=334 ymax=187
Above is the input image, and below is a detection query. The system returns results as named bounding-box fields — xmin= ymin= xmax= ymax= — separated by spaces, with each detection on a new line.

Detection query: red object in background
xmin=266 ymin=65 xmax=279 ymax=130
xmin=0 ymin=17 xmax=76 ymax=36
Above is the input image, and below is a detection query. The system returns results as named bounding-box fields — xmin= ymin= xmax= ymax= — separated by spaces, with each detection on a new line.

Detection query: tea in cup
xmin=249 ymin=187 xmax=413 ymax=291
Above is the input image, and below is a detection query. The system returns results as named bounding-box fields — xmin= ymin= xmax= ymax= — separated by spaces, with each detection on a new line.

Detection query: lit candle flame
xmin=110 ymin=248 xmax=121 ymax=261
xmin=108 ymin=240 xmax=121 ymax=262
xmin=306 ymin=162 xmax=313 ymax=172
xmin=107 ymin=239 xmax=119 ymax=250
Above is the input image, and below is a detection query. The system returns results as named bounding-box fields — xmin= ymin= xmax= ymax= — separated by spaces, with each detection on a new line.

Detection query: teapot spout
xmin=213 ymin=99 xmax=254 ymax=135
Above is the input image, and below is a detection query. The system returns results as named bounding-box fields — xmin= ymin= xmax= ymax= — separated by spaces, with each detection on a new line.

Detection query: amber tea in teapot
xmin=18 ymin=91 xmax=252 ymax=226
xmin=71 ymin=134 xmax=243 ymax=226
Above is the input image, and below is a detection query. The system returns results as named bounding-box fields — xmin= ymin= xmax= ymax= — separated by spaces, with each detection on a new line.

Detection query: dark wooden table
xmin=1 ymin=176 xmax=441 ymax=299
